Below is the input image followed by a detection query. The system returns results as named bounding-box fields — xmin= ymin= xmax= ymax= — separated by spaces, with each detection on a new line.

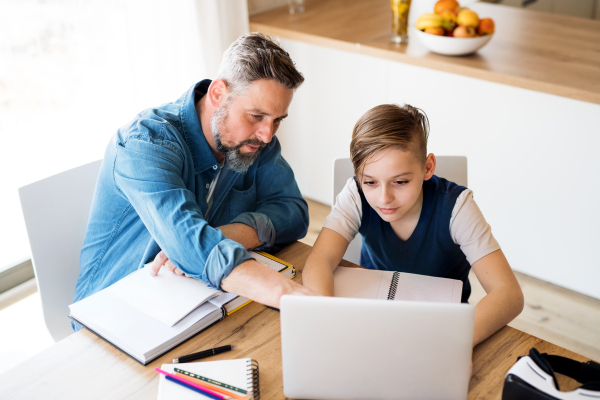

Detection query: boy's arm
xmin=471 ymin=249 xmax=524 ymax=346
xmin=302 ymin=228 xmax=349 ymax=296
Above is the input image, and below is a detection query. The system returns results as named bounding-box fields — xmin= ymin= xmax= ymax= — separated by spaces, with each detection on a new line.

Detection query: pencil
xmin=175 ymin=368 xmax=248 ymax=395
xmin=165 ymin=376 xmax=222 ymax=399
xmin=155 ymin=368 xmax=231 ymax=400
xmin=173 ymin=372 xmax=249 ymax=400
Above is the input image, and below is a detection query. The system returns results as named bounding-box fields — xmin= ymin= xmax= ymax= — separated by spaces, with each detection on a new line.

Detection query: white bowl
xmin=413 ymin=28 xmax=493 ymax=56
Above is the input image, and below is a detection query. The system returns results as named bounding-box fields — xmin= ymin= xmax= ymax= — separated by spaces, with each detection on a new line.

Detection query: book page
xmin=69 ymin=292 xmax=222 ymax=362
xmin=106 ymin=264 xmax=220 ymax=327
xmin=158 ymin=359 xmax=252 ymax=400
xmin=394 ymin=272 xmax=463 ymax=303
xmin=333 ymin=267 xmax=395 ymax=300
xmin=250 ymin=251 xmax=289 ymax=273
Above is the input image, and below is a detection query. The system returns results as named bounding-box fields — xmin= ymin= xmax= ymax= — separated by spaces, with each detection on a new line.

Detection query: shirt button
xmin=213 ymin=165 xmax=218 ymax=170
xmin=205 ymin=184 xmax=210 ymax=189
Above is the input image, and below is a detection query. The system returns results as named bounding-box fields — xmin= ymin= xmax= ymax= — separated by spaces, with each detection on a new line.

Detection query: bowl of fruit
xmin=415 ymin=0 xmax=495 ymax=56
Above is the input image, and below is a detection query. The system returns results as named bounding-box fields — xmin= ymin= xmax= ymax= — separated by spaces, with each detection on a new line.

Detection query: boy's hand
xmin=149 ymin=250 xmax=191 ymax=278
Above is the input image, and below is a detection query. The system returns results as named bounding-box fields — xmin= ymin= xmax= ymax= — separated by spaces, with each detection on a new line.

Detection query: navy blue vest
xmin=357 ymin=175 xmax=472 ymax=302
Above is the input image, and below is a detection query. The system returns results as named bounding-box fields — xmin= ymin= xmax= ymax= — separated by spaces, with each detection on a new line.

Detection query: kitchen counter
xmin=250 ymin=0 xmax=600 ymax=105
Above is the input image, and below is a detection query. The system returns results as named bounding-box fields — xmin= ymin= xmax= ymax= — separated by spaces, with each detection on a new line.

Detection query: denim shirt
xmin=73 ymin=80 xmax=309 ymax=308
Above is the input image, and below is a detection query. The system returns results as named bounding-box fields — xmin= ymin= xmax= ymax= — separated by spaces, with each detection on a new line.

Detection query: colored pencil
xmin=155 ymin=368 xmax=231 ymax=400
xmin=175 ymin=368 xmax=248 ymax=395
xmin=173 ymin=372 xmax=249 ymax=400
xmin=165 ymin=376 xmax=222 ymax=399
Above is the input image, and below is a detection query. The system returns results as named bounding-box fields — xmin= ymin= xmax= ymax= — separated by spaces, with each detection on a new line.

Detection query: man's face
xmin=211 ymin=79 xmax=294 ymax=173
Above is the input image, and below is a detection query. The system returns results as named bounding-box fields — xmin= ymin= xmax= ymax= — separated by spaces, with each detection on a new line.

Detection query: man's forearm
xmin=217 ymin=223 xmax=262 ymax=250
xmin=220 ymin=259 xmax=316 ymax=308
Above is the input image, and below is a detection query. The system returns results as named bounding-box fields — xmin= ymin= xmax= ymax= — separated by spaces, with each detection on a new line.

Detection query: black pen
xmin=173 ymin=345 xmax=236 ymax=364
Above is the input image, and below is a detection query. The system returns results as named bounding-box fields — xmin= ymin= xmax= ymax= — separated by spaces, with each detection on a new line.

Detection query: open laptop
xmin=280 ymin=295 xmax=475 ymax=400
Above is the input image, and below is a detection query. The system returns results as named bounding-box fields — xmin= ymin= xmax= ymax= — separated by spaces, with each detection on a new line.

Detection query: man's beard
xmin=211 ymin=101 xmax=266 ymax=173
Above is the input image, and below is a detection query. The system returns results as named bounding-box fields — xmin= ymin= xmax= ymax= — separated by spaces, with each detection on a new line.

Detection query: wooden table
xmin=0 ymin=241 xmax=594 ymax=399
xmin=249 ymin=0 xmax=600 ymax=105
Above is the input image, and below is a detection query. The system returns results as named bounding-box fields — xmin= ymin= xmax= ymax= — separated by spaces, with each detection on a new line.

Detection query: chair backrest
xmin=332 ymin=156 xmax=467 ymax=264
xmin=19 ymin=160 xmax=102 ymax=342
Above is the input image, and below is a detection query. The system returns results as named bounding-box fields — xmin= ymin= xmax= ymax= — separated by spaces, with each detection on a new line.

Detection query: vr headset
xmin=503 ymin=348 xmax=600 ymax=400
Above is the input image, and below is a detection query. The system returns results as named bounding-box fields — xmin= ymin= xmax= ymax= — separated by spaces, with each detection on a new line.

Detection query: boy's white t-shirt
xmin=323 ymin=178 xmax=501 ymax=265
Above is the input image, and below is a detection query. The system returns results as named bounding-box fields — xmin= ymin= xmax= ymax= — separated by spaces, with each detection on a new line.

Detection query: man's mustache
xmin=235 ymin=139 xmax=267 ymax=149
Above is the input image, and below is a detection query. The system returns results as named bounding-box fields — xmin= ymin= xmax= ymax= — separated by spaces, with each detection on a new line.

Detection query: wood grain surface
xmin=0 ymin=241 xmax=594 ymax=399
xmin=249 ymin=0 xmax=600 ymax=105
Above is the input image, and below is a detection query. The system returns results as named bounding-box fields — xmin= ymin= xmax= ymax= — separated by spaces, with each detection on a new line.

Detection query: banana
xmin=416 ymin=14 xmax=443 ymax=30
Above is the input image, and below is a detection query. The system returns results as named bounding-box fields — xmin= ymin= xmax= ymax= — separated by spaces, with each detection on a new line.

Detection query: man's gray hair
xmin=216 ymin=32 xmax=304 ymax=98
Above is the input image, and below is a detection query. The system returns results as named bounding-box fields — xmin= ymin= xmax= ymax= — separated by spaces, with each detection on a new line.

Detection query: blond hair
xmin=350 ymin=104 xmax=430 ymax=180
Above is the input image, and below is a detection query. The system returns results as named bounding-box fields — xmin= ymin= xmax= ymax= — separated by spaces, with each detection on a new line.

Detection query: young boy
xmin=302 ymin=104 xmax=524 ymax=347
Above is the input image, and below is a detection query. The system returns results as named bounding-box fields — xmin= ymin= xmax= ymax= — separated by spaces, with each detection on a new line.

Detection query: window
xmin=0 ymin=0 xmax=214 ymax=274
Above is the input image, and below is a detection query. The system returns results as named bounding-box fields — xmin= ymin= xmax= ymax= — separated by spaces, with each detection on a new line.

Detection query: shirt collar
xmin=180 ymin=79 xmax=220 ymax=174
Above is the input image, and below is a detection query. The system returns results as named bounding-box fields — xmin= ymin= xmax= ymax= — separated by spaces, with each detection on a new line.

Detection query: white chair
xmin=19 ymin=160 xmax=102 ymax=342
xmin=333 ymin=156 xmax=467 ymax=264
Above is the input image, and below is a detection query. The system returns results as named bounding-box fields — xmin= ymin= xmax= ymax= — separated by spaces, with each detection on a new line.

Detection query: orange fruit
xmin=434 ymin=0 xmax=460 ymax=15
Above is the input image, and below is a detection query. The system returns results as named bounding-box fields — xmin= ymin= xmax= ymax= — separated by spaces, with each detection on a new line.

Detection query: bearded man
xmin=72 ymin=34 xmax=315 ymax=328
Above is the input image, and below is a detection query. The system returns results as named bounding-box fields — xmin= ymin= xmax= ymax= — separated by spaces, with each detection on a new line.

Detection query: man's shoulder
xmin=117 ymin=103 xmax=185 ymax=145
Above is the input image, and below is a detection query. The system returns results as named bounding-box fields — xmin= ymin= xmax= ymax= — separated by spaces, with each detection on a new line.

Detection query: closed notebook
xmin=69 ymin=251 xmax=293 ymax=365
xmin=157 ymin=358 xmax=259 ymax=400
xmin=333 ymin=267 xmax=463 ymax=303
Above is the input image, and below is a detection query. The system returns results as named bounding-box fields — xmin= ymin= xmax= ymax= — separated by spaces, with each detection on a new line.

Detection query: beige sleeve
xmin=322 ymin=177 xmax=362 ymax=243
xmin=450 ymin=189 xmax=501 ymax=265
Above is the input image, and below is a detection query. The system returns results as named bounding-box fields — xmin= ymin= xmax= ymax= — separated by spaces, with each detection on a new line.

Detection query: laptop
xmin=280 ymin=295 xmax=475 ymax=400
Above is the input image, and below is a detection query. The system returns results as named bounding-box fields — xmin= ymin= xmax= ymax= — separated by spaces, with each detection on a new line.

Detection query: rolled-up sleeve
xmin=114 ymin=124 xmax=252 ymax=289
xmin=235 ymin=138 xmax=308 ymax=251
xmin=230 ymin=212 xmax=276 ymax=250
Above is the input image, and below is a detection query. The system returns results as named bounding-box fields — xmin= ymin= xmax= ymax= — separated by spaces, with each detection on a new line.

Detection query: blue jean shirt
xmin=73 ymin=80 xmax=309 ymax=312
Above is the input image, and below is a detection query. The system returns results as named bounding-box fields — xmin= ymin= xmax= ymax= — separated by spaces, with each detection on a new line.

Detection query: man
xmin=73 ymin=33 xmax=315 ymax=326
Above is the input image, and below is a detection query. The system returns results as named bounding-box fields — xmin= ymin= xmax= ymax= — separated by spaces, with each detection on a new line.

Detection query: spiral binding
xmin=387 ymin=272 xmax=399 ymax=300
xmin=246 ymin=359 xmax=260 ymax=400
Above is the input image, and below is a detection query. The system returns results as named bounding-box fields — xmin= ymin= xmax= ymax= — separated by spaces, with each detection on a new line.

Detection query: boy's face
xmin=361 ymin=148 xmax=435 ymax=224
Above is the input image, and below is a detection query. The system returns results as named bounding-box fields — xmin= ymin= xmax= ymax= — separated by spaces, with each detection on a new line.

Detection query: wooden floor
xmin=300 ymin=198 xmax=600 ymax=362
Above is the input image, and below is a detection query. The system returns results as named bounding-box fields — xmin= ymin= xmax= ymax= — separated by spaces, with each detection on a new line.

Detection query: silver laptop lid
xmin=280 ymin=295 xmax=475 ymax=400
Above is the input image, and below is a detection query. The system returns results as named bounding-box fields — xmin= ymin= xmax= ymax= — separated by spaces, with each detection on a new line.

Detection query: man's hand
xmin=221 ymin=259 xmax=320 ymax=308
xmin=149 ymin=250 xmax=190 ymax=277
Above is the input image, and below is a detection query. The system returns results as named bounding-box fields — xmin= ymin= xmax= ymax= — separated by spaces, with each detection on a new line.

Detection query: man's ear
xmin=206 ymin=79 xmax=229 ymax=108
xmin=423 ymin=153 xmax=436 ymax=181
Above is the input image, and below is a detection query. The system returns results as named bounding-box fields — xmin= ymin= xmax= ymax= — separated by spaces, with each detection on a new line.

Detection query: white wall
xmin=278 ymin=39 xmax=600 ymax=300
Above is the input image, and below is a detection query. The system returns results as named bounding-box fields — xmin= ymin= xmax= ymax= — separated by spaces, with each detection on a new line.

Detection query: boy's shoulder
xmin=426 ymin=174 xmax=467 ymax=196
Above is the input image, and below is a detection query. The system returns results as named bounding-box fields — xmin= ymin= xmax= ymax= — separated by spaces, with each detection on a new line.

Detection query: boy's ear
xmin=424 ymin=153 xmax=436 ymax=181
xmin=206 ymin=79 xmax=230 ymax=108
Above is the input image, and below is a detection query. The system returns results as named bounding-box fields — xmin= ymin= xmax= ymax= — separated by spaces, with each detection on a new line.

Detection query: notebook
xmin=69 ymin=251 xmax=293 ymax=365
xmin=333 ymin=266 xmax=463 ymax=303
xmin=157 ymin=358 xmax=260 ymax=400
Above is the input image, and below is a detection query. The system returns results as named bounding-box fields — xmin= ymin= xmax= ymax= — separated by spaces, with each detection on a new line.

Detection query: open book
xmin=333 ymin=267 xmax=463 ymax=303
xmin=69 ymin=251 xmax=294 ymax=365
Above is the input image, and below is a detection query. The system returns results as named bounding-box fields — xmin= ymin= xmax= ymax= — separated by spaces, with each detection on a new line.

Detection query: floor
xmin=0 ymin=197 xmax=598 ymax=376
xmin=299 ymin=198 xmax=600 ymax=362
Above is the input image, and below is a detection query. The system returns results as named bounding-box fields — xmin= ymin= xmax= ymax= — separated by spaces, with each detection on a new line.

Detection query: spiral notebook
xmin=157 ymin=358 xmax=260 ymax=400
xmin=333 ymin=267 xmax=463 ymax=303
